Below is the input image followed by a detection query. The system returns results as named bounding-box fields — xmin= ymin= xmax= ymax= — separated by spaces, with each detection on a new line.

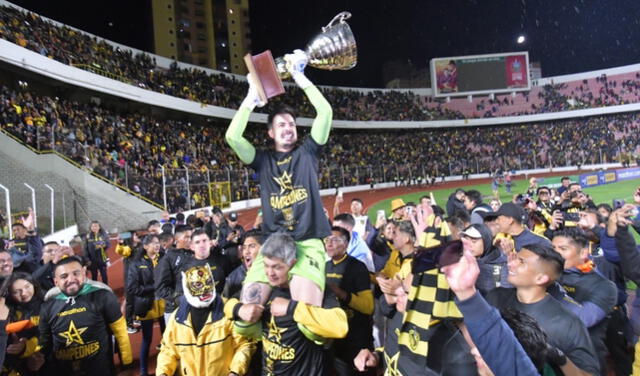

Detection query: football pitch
xmin=368 ymin=178 xmax=640 ymax=222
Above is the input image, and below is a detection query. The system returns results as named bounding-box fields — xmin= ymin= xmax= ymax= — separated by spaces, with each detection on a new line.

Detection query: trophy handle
xmin=322 ymin=11 xmax=352 ymax=32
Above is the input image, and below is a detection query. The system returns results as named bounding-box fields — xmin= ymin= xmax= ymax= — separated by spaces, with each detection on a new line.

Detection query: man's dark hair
xmin=176 ymin=213 xmax=185 ymax=221
xmin=190 ymin=228 xmax=209 ymax=240
xmin=147 ymin=220 xmax=160 ymax=230
xmin=536 ymin=186 xmax=550 ymax=195
xmin=446 ymin=216 xmax=466 ymax=232
xmin=330 ymin=226 xmax=351 ymax=244
xmin=450 ymin=209 xmax=471 ymax=224
xmin=596 ymin=203 xmax=613 ymax=215
xmin=561 ymin=176 xmax=570 ymax=182
xmin=419 ymin=195 xmax=430 ymax=202
xmin=333 ymin=213 xmax=355 ymax=228
xmin=174 ymin=224 xmax=192 ymax=237
xmin=267 ymin=105 xmax=297 ymax=128
xmin=552 ymin=228 xmax=589 ymax=250
xmin=11 ymin=223 xmax=26 ymax=229
xmin=242 ymin=229 xmax=265 ymax=245
xmin=142 ymin=234 xmax=159 ymax=246
xmin=52 ymin=255 xmax=85 ymax=276
xmin=581 ymin=208 xmax=604 ymax=225
xmin=351 ymin=198 xmax=363 ymax=205
xmin=465 ymin=190 xmax=483 ymax=206
xmin=161 ymin=223 xmax=174 ymax=234
xmin=159 ymin=232 xmax=174 ymax=244
xmin=521 ymin=243 xmax=564 ymax=279
xmin=433 ymin=205 xmax=446 ymax=217
xmin=396 ymin=220 xmax=416 ymax=242
xmin=500 ymin=308 xmax=550 ymax=371
xmin=568 ymin=183 xmax=581 ymax=190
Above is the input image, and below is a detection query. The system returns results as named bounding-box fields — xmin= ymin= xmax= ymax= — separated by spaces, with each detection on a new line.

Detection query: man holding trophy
xmin=225 ymin=48 xmax=334 ymax=339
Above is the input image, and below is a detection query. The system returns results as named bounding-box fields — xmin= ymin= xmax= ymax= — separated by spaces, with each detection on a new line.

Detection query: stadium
xmin=0 ymin=0 xmax=639 ymax=375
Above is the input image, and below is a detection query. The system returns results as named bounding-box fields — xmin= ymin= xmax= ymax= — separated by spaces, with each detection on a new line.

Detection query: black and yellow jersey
xmin=261 ymin=288 xmax=348 ymax=376
xmin=417 ymin=214 xmax=451 ymax=249
xmin=39 ymin=280 xmax=132 ymax=376
xmin=325 ymin=254 xmax=374 ymax=360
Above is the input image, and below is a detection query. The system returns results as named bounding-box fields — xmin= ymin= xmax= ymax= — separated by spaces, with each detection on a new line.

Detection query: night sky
xmin=8 ymin=0 xmax=640 ymax=87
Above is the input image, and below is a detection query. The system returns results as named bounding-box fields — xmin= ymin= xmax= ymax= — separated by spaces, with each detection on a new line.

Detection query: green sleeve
xmin=305 ymin=85 xmax=333 ymax=145
xmin=225 ymin=106 xmax=256 ymax=165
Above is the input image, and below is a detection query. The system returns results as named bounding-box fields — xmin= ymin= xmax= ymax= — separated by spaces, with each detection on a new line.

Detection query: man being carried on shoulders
xmin=225 ymin=49 xmax=333 ymax=338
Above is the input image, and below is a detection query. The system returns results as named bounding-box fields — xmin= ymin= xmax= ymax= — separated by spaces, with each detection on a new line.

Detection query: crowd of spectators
xmin=2 ymin=83 xmax=640 ymax=212
xmin=3 ymin=4 xmax=640 ymax=122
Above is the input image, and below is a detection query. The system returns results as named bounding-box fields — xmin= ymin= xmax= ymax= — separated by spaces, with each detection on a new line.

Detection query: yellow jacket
xmin=156 ymin=297 xmax=255 ymax=376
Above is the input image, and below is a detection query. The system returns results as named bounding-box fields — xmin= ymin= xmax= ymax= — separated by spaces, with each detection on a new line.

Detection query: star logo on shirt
xmin=273 ymin=171 xmax=294 ymax=195
xmin=267 ymin=316 xmax=287 ymax=343
xmin=58 ymin=320 xmax=87 ymax=346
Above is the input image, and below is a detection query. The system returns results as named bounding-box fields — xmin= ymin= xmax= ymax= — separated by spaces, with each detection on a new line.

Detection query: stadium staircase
xmin=0 ymin=130 xmax=162 ymax=233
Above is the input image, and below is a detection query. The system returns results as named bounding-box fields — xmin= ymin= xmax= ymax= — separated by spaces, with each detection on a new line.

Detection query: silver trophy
xmin=244 ymin=11 xmax=358 ymax=103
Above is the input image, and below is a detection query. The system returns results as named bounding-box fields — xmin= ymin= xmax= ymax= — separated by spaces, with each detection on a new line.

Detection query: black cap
xmin=493 ymin=202 xmax=525 ymax=223
xmin=229 ymin=212 xmax=238 ymax=221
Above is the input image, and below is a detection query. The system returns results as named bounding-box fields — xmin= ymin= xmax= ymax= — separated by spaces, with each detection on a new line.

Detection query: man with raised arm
xmin=225 ymin=49 xmax=333 ymax=338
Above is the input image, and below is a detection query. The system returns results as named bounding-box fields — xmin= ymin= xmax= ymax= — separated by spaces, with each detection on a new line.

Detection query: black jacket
xmin=128 ymin=252 xmax=164 ymax=317
xmin=154 ymin=248 xmax=193 ymax=313
xmin=84 ymin=231 xmax=110 ymax=268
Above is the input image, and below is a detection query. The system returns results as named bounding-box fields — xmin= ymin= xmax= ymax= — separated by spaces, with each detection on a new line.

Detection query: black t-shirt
xmin=559 ymin=269 xmax=617 ymax=367
xmin=325 ymin=255 xmax=373 ymax=359
xmin=261 ymin=288 xmax=339 ymax=375
xmin=250 ymin=137 xmax=331 ymax=240
xmin=39 ymin=286 xmax=123 ymax=376
xmin=486 ymin=288 xmax=599 ymax=375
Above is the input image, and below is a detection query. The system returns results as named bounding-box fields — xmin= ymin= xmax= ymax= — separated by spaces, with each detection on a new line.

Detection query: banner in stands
xmin=616 ymin=167 xmax=640 ymax=182
xmin=580 ymin=169 xmax=621 ymax=188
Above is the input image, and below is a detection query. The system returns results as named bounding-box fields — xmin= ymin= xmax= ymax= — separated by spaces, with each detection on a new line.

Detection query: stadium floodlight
xmin=517 ymin=35 xmax=526 ymax=44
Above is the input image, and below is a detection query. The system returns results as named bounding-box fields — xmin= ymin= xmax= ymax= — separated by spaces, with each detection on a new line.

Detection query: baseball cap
xmin=492 ymin=202 xmax=525 ymax=223
xmin=229 ymin=212 xmax=238 ymax=221
xmin=461 ymin=226 xmax=483 ymax=239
